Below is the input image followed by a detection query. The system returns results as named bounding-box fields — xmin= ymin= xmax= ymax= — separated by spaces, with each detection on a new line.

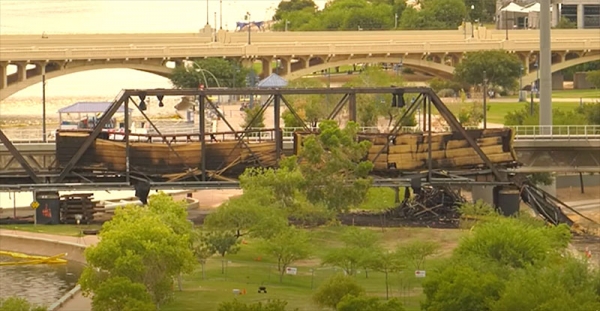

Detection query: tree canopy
xmin=170 ymin=58 xmax=250 ymax=89
xmin=454 ymin=50 xmax=522 ymax=91
xmin=421 ymin=210 xmax=600 ymax=311
xmin=79 ymin=193 xmax=196 ymax=309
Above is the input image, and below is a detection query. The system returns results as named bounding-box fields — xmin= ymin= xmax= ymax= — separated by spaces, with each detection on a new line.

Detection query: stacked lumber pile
xmin=60 ymin=193 xmax=98 ymax=224
xmin=365 ymin=129 xmax=516 ymax=171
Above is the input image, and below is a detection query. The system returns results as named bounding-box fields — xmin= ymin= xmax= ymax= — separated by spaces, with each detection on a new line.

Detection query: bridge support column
xmin=279 ymin=57 xmax=292 ymax=76
xmin=577 ymin=4 xmax=584 ymax=29
xmin=261 ymin=58 xmax=273 ymax=77
xmin=16 ymin=63 xmax=27 ymax=82
xmin=472 ymin=185 xmax=494 ymax=206
xmin=34 ymin=62 xmax=46 ymax=75
xmin=0 ymin=62 xmax=7 ymax=89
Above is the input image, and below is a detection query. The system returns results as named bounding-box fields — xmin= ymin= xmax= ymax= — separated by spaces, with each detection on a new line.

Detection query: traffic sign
xmin=30 ymin=201 xmax=40 ymax=209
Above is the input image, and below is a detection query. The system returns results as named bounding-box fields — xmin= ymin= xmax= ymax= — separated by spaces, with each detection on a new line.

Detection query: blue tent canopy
xmin=257 ymin=73 xmax=288 ymax=88
xmin=57 ymin=102 xmax=129 ymax=114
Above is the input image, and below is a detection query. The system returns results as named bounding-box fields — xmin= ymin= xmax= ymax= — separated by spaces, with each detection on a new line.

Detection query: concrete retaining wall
xmin=0 ymin=234 xmax=86 ymax=264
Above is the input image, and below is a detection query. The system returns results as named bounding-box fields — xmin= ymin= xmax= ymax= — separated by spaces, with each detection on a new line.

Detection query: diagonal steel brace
xmin=0 ymin=129 xmax=42 ymax=183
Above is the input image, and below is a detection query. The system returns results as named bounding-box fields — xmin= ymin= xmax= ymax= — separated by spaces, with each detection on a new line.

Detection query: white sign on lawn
xmin=415 ymin=270 xmax=426 ymax=278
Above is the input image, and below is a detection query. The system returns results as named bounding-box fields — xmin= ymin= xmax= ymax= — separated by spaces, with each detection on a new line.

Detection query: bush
xmin=313 ymin=274 xmax=365 ymax=309
xmin=437 ymin=88 xmax=456 ymax=97
xmin=0 ymin=297 xmax=47 ymax=311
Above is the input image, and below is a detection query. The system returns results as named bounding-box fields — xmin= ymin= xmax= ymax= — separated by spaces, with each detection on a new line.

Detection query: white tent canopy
xmin=500 ymin=2 xmax=525 ymax=12
xmin=522 ymin=3 xmax=553 ymax=13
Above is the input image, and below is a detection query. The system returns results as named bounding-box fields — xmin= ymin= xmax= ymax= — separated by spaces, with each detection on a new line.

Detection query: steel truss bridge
xmin=0 ymin=87 xmax=595 ymax=228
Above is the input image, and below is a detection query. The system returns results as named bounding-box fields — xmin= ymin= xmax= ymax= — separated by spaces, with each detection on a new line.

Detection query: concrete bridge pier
xmin=0 ymin=62 xmax=6 ymax=89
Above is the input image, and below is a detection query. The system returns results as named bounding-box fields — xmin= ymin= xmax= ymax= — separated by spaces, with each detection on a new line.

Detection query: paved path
xmin=0 ymin=229 xmax=95 ymax=311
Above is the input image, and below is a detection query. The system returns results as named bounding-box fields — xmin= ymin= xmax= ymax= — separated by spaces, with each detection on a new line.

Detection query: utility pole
xmin=483 ymin=71 xmax=487 ymax=129
xmin=247 ymin=12 xmax=252 ymax=45
xmin=206 ymin=0 xmax=209 ymax=25
xmin=42 ymin=74 xmax=47 ymax=143
xmin=539 ymin=0 xmax=552 ymax=133
xmin=219 ymin=0 xmax=223 ymax=29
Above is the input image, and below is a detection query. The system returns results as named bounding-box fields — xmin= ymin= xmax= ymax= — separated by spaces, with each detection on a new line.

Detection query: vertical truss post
xmin=422 ymin=97 xmax=426 ymax=132
xmin=348 ymin=92 xmax=357 ymax=122
xmin=274 ymin=93 xmax=282 ymax=163
xmin=199 ymin=94 xmax=207 ymax=181
xmin=427 ymin=96 xmax=433 ymax=182
xmin=124 ymin=97 xmax=131 ymax=183
xmin=0 ymin=129 xmax=41 ymax=183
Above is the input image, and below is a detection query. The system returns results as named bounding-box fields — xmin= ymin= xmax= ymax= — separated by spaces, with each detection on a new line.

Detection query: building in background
xmin=496 ymin=0 xmax=599 ymax=29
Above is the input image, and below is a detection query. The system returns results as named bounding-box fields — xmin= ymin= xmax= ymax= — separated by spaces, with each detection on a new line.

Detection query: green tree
xmin=399 ymin=0 xmax=466 ymax=30
xmin=397 ymin=240 xmax=439 ymax=270
xmin=0 ymin=297 xmax=47 ymax=311
xmin=170 ymin=58 xmax=249 ymax=88
xmin=504 ymin=102 xmax=589 ymax=126
xmin=490 ymin=257 xmax=600 ymax=311
xmin=343 ymin=67 xmax=413 ymax=128
xmin=313 ymin=274 xmax=366 ymax=309
xmin=454 ymin=50 xmax=522 ymax=90
xmin=464 ymin=0 xmax=496 ymax=23
xmin=422 ymin=256 xmax=506 ymax=311
xmin=205 ymin=230 xmax=241 ymax=274
xmin=260 ymin=227 xmax=312 ymax=282
xmin=370 ymin=250 xmax=404 ymax=299
xmin=586 ymin=70 xmax=600 ymax=88
xmin=282 ymin=78 xmax=329 ymax=127
xmin=273 ymin=0 xmax=317 ymax=21
xmin=322 ymin=227 xmax=380 ymax=277
xmin=90 ymin=277 xmax=156 ymax=311
xmin=337 ymin=296 xmax=405 ymax=311
xmin=191 ymin=230 xmax=214 ymax=280
xmin=576 ymin=102 xmax=600 ymax=125
xmin=204 ymin=192 xmax=287 ymax=238
xmin=241 ymin=105 xmax=266 ymax=129
xmin=299 ymin=121 xmax=373 ymax=213
xmin=555 ymin=17 xmax=577 ymax=29
xmin=79 ymin=205 xmax=196 ymax=308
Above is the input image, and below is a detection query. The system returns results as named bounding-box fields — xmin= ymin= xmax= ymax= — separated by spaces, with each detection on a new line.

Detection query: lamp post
xmin=519 ymin=65 xmax=524 ymax=101
xmin=205 ymin=0 xmax=209 ymax=26
xmin=42 ymin=73 xmax=47 ymax=142
xmin=483 ymin=70 xmax=488 ymax=129
xmin=219 ymin=0 xmax=223 ymax=29
xmin=395 ymin=13 xmax=398 ymax=28
xmin=505 ymin=11 xmax=509 ymax=40
xmin=284 ymin=19 xmax=290 ymax=32
xmin=246 ymin=12 xmax=251 ymax=45
xmin=470 ymin=5 xmax=475 ymax=38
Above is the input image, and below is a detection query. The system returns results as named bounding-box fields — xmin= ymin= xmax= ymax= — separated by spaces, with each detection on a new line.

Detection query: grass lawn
xmin=163 ymin=226 xmax=466 ymax=311
xmin=0 ymin=224 xmax=101 ymax=236
xmin=551 ymin=89 xmax=599 ymax=99
xmin=442 ymin=101 xmax=581 ymax=124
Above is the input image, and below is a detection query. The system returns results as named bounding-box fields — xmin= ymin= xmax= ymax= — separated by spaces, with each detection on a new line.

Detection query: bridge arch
xmin=284 ymin=57 xmax=455 ymax=81
xmin=522 ymin=53 xmax=600 ymax=86
xmin=0 ymin=63 xmax=173 ymax=101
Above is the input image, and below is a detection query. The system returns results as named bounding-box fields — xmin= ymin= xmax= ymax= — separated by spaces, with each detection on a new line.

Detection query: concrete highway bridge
xmin=1 ymin=28 xmax=599 ymax=100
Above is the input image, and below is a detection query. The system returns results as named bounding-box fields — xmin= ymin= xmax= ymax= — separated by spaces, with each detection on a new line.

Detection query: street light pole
xmin=519 ymin=65 xmax=523 ymax=101
xmin=219 ymin=0 xmax=223 ymax=29
xmin=483 ymin=71 xmax=487 ymax=129
xmin=539 ymin=0 xmax=553 ymax=132
xmin=206 ymin=0 xmax=209 ymax=25
xmin=247 ymin=13 xmax=252 ymax=45
xmin=395 ymin=13 xmax=398 ymax=29
xmin=470 ymin=5 xmax=475 ymax=38
xmin=505 ymin=11 xmax=508 ymax=40
xmin=42 ymin=74 xmax=47 ymax=143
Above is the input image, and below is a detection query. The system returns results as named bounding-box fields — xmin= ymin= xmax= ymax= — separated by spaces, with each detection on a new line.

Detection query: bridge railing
xmin=4 ymin=125 xmax=600 ymax=144
xmin=510 ymin=125 xmax=600 ymax=140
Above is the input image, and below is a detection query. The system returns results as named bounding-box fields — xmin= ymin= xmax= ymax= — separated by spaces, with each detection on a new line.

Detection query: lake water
xmin=0 ymin=256 xmax=83 ymax=307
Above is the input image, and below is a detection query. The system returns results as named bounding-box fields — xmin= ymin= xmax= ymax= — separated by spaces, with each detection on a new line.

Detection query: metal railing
xmin=3 ymin=125 xmax=600 ymax=144
xmin=510 ymin=125 xmax=600 ymax=140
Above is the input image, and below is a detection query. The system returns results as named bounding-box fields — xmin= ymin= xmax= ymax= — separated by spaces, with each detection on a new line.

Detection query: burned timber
xmin=0 ymin=87 xmax=592 ymax=230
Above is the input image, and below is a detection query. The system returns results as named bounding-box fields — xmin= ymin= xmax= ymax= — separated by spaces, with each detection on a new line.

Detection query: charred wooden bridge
xmin=0 ymin=87 xmax=520 ymax=189
xmin=0 ymin=87 xmax=595 ymax=229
